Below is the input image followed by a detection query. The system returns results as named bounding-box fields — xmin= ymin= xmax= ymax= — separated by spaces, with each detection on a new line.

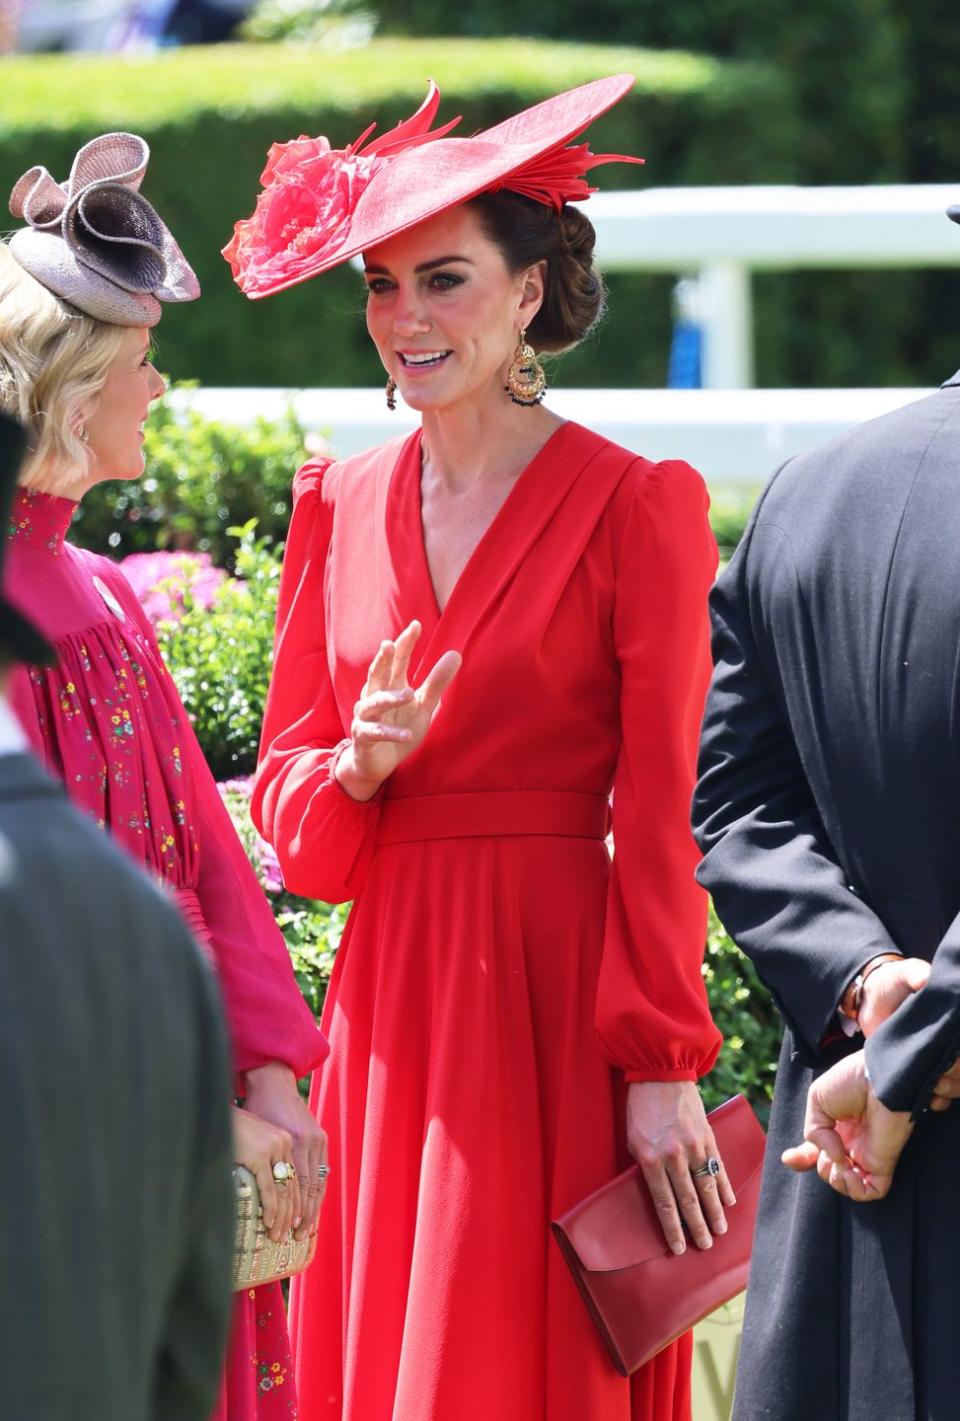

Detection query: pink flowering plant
xmin=121 ymin=549 xmax=227 ymax=627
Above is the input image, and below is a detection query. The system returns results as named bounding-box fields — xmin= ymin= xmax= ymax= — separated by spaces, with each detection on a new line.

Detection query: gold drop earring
xmin=385 ymin=377 xmax=397 ymax=411
xmin=504 ymin=328 xmax=546 ymax=406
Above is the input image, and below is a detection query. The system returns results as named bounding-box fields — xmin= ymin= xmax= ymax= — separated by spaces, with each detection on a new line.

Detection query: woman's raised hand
xmin=336 ymin=620 xmax=462 ymax=802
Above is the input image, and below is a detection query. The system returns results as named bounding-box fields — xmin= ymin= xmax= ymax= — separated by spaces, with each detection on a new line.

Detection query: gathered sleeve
xmin=596 ymin=460 xmax=723 ymax=1082
xmin=251 ymin=461 xmax=382 ymax=904
xmin=104 ymin=560 xmax=328 ymax=1083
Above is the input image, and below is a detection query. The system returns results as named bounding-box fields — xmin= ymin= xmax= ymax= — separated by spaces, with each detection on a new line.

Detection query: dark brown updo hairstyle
xmin=468 ymin=191 xmax=606 ymax=353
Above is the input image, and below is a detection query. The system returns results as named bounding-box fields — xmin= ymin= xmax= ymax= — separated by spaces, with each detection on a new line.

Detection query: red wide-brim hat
xmin=224 ymin=74 xmax=641 ymax=300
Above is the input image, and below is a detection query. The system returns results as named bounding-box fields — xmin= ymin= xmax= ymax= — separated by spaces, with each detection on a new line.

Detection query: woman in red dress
xmin=233 ymin=77 xmax=729 ymax=1420
xmin=0 ymin=135 xmax=328 ymax=1420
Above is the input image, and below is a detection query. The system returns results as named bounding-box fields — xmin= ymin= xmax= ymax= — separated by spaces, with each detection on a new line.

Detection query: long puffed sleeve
xmin=252 ymin=462 xmax=382 ymax=903
xmin=103 ymin=560 xmax=328 ymax=1083
xmin=596 ymin=460 xmax=722 ymax=1081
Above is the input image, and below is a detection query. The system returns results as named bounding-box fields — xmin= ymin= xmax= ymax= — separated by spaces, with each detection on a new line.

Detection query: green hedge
xmin=0 ymin=39 xmax=799 ymax=391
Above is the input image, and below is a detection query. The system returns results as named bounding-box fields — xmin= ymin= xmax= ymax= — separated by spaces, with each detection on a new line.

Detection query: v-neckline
xmin=407 ymin=421 xmax=570 ymax=625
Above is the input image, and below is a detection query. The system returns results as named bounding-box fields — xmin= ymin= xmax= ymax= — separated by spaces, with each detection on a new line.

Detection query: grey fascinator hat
xmin=7 ymin=131 xmax=200 ymax=327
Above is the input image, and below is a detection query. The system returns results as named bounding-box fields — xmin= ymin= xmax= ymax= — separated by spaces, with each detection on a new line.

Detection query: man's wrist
xmin=839 ymin=953 xmax=905 ymax=1025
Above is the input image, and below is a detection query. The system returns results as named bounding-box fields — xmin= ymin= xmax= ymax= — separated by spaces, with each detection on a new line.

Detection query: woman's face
xmin=84 ymin=325 xmax=165 ymax=485
xmin=363 ymin=205 xmax=544 ymax=415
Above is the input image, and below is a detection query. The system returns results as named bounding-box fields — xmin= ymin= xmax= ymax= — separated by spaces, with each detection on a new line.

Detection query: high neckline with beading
xmin=7 ymin=487 xmax=78 ymax=557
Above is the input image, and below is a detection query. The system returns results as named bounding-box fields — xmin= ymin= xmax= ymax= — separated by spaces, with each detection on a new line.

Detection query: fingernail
xmin=701 ymin=1237 xmax=713 ymax=1249
xmin=717 ymin=1219 xmax=728 ymax=1234
xmin=672 ymin=1242 xmax=686 ymax=1256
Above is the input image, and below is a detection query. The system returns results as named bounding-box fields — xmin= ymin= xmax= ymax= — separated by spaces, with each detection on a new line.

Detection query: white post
xmin=699 ymin=261 xmax=754 ymax=389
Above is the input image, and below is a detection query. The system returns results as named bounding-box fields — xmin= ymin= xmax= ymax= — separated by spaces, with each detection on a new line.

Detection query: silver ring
xmin=272 ymin=1161 xmax=296 ymax=1185
xmin=693 ymin=1156 xmax=721 ymax=1180
xmin=317 ymin=1164 xmax=330 ymax=1181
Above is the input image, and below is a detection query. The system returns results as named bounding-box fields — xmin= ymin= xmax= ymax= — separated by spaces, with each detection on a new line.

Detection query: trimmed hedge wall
xmin=0 ymin=39 xmax=800 ymax=390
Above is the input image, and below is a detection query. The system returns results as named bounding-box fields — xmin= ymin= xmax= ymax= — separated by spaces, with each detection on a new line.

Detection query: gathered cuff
xmin=622 ymin=1066 xmax=701 ymax=1085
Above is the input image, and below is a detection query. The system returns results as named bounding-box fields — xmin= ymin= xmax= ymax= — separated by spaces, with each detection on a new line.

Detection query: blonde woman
xmin=0 ymin=135 xmax=328 ymax=1421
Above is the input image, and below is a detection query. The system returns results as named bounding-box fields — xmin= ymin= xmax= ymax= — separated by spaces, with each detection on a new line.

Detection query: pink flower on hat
xmin=224 ymin=136 xmax=377 ymax=295
xmin=224 ymin=83 xmax=461 ymax=297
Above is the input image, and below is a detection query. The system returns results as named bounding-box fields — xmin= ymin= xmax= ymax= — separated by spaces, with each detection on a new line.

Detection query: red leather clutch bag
xmin=551 ymin=1095 xmax=765 ymax=1377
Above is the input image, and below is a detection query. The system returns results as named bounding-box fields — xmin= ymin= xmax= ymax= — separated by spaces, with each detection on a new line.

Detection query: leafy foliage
xmin=154 ymin=521 xmax=280 ymax=777
xmin=700 ymin=907 xmax=779 ymax=1119
xmin=239 ymin=0 xmax=377 ymax=47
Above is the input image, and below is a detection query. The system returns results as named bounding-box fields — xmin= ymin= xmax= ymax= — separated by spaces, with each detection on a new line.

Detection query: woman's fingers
xmin=363 ymin=639 xmax=396 ymax=698
xmin=252 ymin=1159 xmax=280 ymax=1236
xmin=390 ymin=621 xmax=421 ymax=690
xmin=665 ymin=1156 xmax=714 ymax=1250
xmin=294 ymin=1128 xmax=321 ymax=1242
xmin=296 ymin=1129 xmax=330 ymax=1242
xmin=418 ymin=650 xmax=462 ymax=718
xmin=355 ymin=688 xmax=415 ymax=721
xmin=692 ymin=1166 xmax=728 ymax=1236
xmin=353 ymin=721 xmax=413 ymax=746
xmin=640 ymin=1163 xmax=687 ymax=1256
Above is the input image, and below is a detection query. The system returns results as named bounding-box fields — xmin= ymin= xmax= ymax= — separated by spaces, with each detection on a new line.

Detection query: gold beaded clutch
xmin=232 ymin=1165 xmax=318 ymax=1291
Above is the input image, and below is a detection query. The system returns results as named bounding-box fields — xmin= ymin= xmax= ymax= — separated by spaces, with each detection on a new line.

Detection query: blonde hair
xmin=0 ymin=244 xmax=125 ymax=491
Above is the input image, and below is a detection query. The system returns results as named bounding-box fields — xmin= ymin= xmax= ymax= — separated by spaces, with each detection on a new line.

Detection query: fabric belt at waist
xmin=376 ymin=791 xmax=611 ymax=846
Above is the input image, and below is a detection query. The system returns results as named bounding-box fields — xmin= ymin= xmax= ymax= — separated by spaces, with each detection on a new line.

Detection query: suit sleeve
xmin=865 ymin=909 xmax=960 ymax=1115
xmin=103 ymin=561 xmax=327 ymax=1083
xmin=596 ymin=461 xmax=722 ymax=1081
xmin=692 ymin=490 xmax=900 ymax=1063
xmin=252 ymin=461 xmax=382 ymax=903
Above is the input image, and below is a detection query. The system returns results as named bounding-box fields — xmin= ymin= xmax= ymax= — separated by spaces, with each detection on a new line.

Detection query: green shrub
xmin=156 ymin=521 xmax=280 ymax=777
xmin=0 ymin=39 xmax=799 ymax=391
xmin=700 ymin=906 xmax=779 ymax=1120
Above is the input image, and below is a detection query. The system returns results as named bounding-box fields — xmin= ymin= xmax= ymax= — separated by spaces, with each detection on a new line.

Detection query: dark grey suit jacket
xmin=0 ymin=750 xmax=233 ymax=1420
xmin=693 ymin=376 xmax=960 ymax=1419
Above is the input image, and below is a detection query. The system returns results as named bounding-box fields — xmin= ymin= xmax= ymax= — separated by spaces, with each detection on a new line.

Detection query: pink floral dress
xmin=5 ymin=487 xmax=326 ymax=1421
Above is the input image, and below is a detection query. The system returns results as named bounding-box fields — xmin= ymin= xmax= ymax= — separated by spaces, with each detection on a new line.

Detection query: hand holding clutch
xmin=552 ymin=1096 xmax=765 ymax=1376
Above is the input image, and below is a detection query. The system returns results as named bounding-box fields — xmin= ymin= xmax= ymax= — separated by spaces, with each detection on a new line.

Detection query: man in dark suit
xmin=0 ymin=411 xmax=234 ymax=1419
xmin=693 ymin=274 xmax=960 ymax=1418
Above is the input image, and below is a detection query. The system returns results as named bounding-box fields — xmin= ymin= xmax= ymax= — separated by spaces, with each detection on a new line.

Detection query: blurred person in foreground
xmin=0 ymin=409 xmax=232 ymax=1420
xmin=0 ymin=134 xmax=328 ymax=1419
xmin=227 ymin=77 xmax=727 ymax=1421
xmin=693 ymin=201 xmax=960 ymax=1420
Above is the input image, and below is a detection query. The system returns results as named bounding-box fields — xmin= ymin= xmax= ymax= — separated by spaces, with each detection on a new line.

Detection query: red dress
xmin=254 ymin=422 xmax=722 ymax=1421
xmin=5 ymin=486 xmax=327 ymax=1421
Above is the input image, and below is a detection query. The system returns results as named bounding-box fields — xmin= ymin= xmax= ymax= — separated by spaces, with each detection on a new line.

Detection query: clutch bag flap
xmin=232 ymin=1164 xmax=318 ymax=1292
xmin=551 ymin=1095 xmax=766 ymax=1376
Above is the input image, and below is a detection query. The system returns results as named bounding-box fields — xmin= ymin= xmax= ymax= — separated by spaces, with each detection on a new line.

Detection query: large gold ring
xmin=272 ymin=1161 xmax=296 ymax=1185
